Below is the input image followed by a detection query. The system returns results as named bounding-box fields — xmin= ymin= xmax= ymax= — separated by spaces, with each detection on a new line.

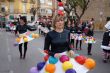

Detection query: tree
xmin=64 ymin=0 xmax=90 ymax=25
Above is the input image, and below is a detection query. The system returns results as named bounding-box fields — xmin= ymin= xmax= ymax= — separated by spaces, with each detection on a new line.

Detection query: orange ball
xmin=16 ymin=38 xmax=21 ymax=43
xmin=84 ymin=58 xmax=96 ymax=70
xmin=45 ymin=64 xmax=56 ymax=73
xmin=24 ymin=38 xmax=28 ymax=42
xmin=32 ymin=34 xmax=39 ymax=38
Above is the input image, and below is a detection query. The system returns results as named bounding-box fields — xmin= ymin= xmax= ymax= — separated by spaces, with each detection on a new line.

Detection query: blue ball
xmin=66 ymin=69 xmax=76 ymax=73
xmin=49 ymin=56 xmax=58 ymax=64
xmin=37 ymin=62 xmax=46 ymax=71
xmin=29 ymin=34 xmax=32 ymax=38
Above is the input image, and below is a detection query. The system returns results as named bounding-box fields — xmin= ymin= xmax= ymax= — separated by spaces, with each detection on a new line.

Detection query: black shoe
xmin=23 ymin=55 xmax=26 ymax=59
xmin=103 ymin=59 xmax=107 ymax=63
xmin=88 ymin=53 xmax=92 ymax=55
xmin=20 ymin=55 xmax=22 ymax=59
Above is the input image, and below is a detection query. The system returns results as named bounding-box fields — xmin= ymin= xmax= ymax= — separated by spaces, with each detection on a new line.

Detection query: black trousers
xmin=76 ymin=40 xmax=82 ymax=49
xmin=87 ymin=43 xmax=92 ymax=54
xmin=19 ymin=42 xmax=28 ymax=57
xmin=71 ymin=39 xmax=74 ymax=46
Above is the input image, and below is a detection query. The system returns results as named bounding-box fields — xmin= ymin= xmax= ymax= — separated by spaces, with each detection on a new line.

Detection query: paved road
xmin=0 ymin=30 xmax=110 ymax=73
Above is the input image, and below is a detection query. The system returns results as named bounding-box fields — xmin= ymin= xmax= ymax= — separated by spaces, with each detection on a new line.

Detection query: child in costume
xmin=101 ymin=20 xmax=110 ymax=63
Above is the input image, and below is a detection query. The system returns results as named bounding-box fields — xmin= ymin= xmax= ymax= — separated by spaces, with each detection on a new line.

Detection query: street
xmin=0 ymin=30 xmax=110 ymax=73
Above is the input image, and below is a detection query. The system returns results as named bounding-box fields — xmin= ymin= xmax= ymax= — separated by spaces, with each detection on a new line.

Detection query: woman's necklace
xmin=55 ymin=29 xmax=63 ymax=38
xmin=60 ymin=33 xmax=62 ymax=38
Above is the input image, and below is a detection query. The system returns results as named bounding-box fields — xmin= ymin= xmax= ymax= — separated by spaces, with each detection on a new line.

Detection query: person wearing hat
xmin=101 ymin=19 xmax=110 ymax=63
xmin=15 ymin=16 xmax=35 ymax=59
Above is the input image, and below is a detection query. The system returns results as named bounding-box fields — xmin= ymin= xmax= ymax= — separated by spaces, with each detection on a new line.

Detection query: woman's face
xmin=20 ymin=19 xmax=25 ymax=25
xmin=55 ymin=19 xmax=64 ymax=29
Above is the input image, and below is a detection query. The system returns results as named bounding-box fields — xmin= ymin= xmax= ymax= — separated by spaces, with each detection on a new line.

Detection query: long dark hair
xmin=20 ymin=16 xmax=27 ymax=24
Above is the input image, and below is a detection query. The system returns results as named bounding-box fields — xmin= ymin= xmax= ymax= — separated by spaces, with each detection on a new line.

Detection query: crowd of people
xmin=0 ymin=14 xmax=109 ymax=63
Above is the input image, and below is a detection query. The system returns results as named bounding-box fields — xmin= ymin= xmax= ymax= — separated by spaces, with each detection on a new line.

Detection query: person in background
xmin=86 ymin=21 xmax=94 ymax=55
xmin=75 ymin=24 xmax=83 ymax=50
xmin=44 ymin=14 xmax=74 ymax=58
xmin=70 ymin=20 xmax=75 ymax=49
xmin=101 ymin=19 xmax=110 ymax=63
xmin=65 ymin=19 xmax=71 ymax=31
xmin=15 ymin=16 xmax=35 ymax=59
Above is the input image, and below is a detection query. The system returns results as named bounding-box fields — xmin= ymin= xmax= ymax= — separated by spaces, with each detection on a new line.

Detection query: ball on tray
xmin=60 ymin=55 xmax=70 ymax=63
xmin=37 ymin=62 xmax=46 ymax=71
xmin=84 ymin=58 xmax=96 ymax=70
xmin=62 ymin=61 xmax=73 ymax=71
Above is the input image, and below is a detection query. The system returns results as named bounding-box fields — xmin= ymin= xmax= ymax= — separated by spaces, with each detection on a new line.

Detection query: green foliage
xmin=64 ymin=0 xmax=90 ymax=21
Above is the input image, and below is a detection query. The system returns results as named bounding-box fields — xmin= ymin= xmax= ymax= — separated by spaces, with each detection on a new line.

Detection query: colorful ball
xmin=45 ymin=64 xmax=56 ymax=73
xmin=75 ymin=55 xmax=87 ymax=65
xmin=16 ymin=38 xmax=21 ymax=43
xmin=29 ymin=34 xmax=32 ymax=38
xmin=84 ymin=58 xmax=96 ymax=70
xmin=62 ymin=61 xmax=73 ymax=71
xmin=23 ymin=38 xmax=28 ymax=42
xmin=49 ymin=56 xmax=58 ymax=64
xmin=32 ymin=34 xmax=39 ymax=38
xmin=44 ymin=55 xmax=49 ymax=62
xmin=37 ymin=62 xmax=46 ymax=71
xmin=30 ymin=67 xmax=38 ymax=73
xmin=60 ymin=55 xmax=70 ymax=63
xmin=58 ymin=2 xmax=63 ymax=6
xmin=58 ymin=7 xmax=64 ymax=11
xmin=58 ymin=10 xmax=64 ymax=16
xmin=66 ymin=69 xmax=76 ymax=73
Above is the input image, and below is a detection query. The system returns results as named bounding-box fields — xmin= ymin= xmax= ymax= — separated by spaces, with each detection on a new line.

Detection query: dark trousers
xmin=87 ymin=43 xmax=92 ymax=54
xmin=19 ymin=42 xmax=28 ymax=58
xmin=76 ymin=40 xmax=82 ymax=49
xmin=71 ymin=39 xmax=74 ymax=46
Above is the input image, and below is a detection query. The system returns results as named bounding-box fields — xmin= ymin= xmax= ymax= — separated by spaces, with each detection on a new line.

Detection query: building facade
xmin=82 ymin=0 xmax=110 ymax=30
xmin=39 ymin=0 xmax=52 ymax=17
xmin=0 ymin=0 xmax=39 ymax=21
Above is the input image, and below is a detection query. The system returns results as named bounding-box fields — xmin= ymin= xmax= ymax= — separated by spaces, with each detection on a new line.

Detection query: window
xmin=9 ymin=3 xmax=14 ymax=13
xmin=40 ymin=0 xmax=45 ymax=3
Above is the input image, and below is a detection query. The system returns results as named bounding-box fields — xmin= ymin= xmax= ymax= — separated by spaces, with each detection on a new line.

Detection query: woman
xmin=44 ymin=14 xmax=74 ymax=58
xmin=15 ymin=16 xmax=35 ymax=59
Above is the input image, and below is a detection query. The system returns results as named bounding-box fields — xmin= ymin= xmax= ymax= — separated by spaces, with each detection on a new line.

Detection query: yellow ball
xmin=84 ymin=58 xmax=96 ymax=70
xmin=16 ymin=38 xmax=21 ymax=43
xmin=23 ymin=38 xmax=28 ymax=42
xmin=62 ymin=61 xmax=73 ymax=71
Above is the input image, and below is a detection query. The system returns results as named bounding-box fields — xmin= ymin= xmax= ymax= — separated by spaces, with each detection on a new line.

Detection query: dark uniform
xmin=44 ymin=29 xmax=72 ymax=56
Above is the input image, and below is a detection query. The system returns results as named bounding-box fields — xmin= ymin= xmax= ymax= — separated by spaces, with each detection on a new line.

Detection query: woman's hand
xmin=68 ymin=50 xmax=74 ymax=57
xmin=54 ymin=53 xmax=61 ymax=58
